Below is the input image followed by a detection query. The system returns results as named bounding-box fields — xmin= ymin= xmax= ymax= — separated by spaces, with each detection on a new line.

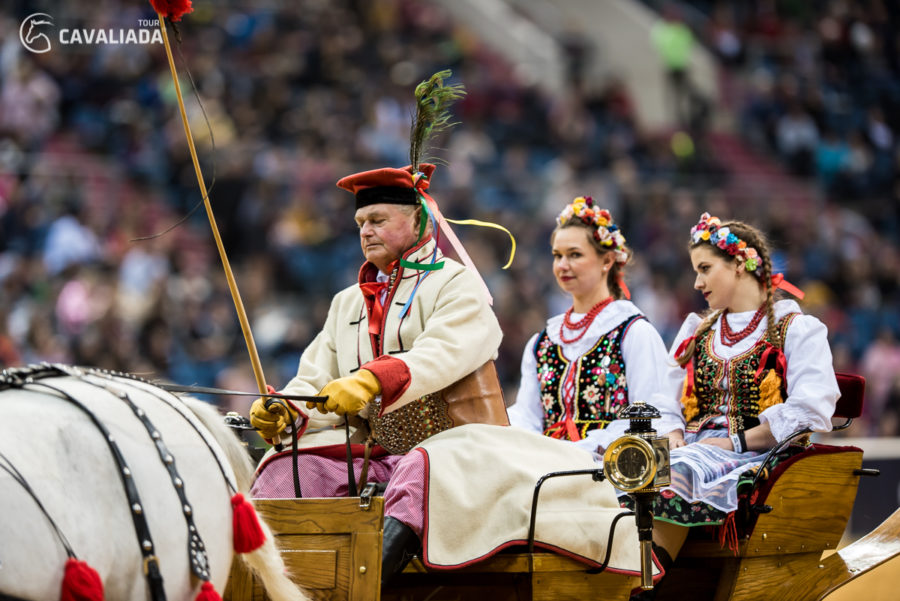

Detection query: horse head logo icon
xmin=19 ymin=13 xmax=54 ymax=54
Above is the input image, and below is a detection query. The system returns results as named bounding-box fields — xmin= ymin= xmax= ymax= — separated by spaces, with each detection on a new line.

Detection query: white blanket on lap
xmin=417 ymin=424 xmax=652 ymax=576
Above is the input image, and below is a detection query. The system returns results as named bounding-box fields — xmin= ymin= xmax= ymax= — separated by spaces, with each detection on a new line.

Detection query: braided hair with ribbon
xmin=675 ymin=214 xmax=806 ymax=419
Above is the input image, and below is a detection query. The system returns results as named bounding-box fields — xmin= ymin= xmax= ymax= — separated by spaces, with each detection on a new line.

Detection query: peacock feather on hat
xmin=409 ymin=69 xmax=466 ymax=172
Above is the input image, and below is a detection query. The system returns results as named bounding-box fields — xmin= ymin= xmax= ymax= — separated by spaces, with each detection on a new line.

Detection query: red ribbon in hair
xmin=770 ymin=273 xmax=805 ymax=300
xmin=149 ymin=0 xmax=194 ymax=22
xmin=674 ymin=335 xmax=697 ymax=397
xmin=617 ymin=273 xmax=631 ymax=300
xmin=755 ymin=342 xmax=787 ymax=382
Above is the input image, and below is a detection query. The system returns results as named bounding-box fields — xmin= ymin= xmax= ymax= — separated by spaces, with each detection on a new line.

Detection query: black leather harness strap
xmin=0 ymin=449 xmax=78 ymax=559
xmin=0 ymin=363 xmax=233 ymax=600
xmin=24 ymin=377 xmax=168 ymax=601
xmin=97 ymin=379 xmax=213 ymax=582
xmin=92 ymin=371 xmax=241 ymax=494
xmin=0 ymin=363 xmax=265 ymax=600
xmin=155 ymin=382 xmax=326 ymax=404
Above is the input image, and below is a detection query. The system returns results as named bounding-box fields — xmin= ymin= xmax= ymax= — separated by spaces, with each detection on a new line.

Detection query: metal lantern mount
xmin=603 ymin=400 xmax=672 ymax=591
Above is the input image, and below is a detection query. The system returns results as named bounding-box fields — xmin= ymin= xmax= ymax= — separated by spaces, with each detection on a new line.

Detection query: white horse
xmin=0 ymin=364 xmax=310 ymax=601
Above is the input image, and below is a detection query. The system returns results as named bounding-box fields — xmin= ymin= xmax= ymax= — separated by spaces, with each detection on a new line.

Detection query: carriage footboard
xmin=225 ymin=497 xmax=384 ymax=601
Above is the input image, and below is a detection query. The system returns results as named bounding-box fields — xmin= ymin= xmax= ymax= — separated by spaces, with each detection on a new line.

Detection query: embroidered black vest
xmin=688 ymin=313 xmax=798 ymax=434
xmin=534 ymin=315 xmax=644 ymax=440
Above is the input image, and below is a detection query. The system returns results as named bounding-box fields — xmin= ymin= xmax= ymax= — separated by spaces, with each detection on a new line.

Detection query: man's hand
xmin=249 ymin=387 xmax=299 ymax=440
xmin=314 ymin=369 xmax=382 ymax=416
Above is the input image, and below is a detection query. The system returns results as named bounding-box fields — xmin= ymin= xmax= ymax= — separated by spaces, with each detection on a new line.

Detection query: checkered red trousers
xmin=250 ymin=449 xmax=427 ymax=537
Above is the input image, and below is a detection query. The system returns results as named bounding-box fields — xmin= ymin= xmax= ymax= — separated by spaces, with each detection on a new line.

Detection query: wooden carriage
xmin=225 ymin=375 xmax=900 ymax=601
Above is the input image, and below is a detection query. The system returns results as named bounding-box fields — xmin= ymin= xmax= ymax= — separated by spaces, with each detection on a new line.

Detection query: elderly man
xmin=248 ymin=161 xmax=504 ymax=583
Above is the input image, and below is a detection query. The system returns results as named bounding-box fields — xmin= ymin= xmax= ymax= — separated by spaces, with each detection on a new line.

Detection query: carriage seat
xmin=655 ymin=373 xmax=871 ymax=601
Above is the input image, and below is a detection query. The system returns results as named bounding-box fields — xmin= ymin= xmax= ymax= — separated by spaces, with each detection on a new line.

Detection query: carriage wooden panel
xmin=742 ymin=450 xmax=862 ymax=558
xmin=224 ymin=497 xmax=384 ymax=601
xmin=221 ymin=444 xmax=900 ymax=601
xmin=224 ymin=496 xmax=639 ymax=601
xmin=387 ymin=553 xmax=638 ymax=601
xmin=655 ymin=447 xmax=865 ymax=601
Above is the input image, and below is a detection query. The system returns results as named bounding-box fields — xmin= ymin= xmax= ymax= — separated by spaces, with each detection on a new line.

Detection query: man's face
xmin=354 ymin=203 xmax=420 ymax=273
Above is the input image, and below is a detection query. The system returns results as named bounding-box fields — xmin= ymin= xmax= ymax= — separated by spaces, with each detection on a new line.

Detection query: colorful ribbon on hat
xmin=442 ymin=218 xmax=517 ymax=269
xmin=411 ymin=171 xmax=517 ymax=305
xmin=398 ymin=208 xmax=443 ymax=319
xmin=420 ymin=190 xmax=493 ymax=303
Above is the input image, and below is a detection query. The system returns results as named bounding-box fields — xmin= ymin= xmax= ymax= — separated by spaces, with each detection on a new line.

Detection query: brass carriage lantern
xmin=603 ymin=401 xmax=671 ymax=590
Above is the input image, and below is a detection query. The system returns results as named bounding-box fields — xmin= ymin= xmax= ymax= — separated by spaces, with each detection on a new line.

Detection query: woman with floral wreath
xmin=639 ymin=213 xmax=839 ymax=583
xmin=510 ymin=196 xmax=684 ymax=458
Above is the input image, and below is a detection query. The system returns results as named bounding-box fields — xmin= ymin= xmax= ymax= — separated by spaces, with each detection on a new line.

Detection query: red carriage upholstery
xmin=834 ymin=372 xmax=865 ymax=423
xmin=746 ymin=371 xmax=867 ymax=520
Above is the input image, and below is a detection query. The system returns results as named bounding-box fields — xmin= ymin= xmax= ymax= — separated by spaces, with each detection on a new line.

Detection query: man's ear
xmin=418 ymin=207 xmax=434 ymax=235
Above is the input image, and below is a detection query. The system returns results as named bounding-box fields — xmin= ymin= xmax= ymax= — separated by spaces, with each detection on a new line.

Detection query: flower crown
xmin=557 ymin=196 xmax=628 ymax=264
xmin=690 ymin=212 xmax=760 ymax=274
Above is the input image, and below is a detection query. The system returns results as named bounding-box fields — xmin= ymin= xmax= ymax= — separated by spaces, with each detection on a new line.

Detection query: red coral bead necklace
xmin=719 ymin=305 xmax=765 ymax=346
xmin=560 ymin=297 xmax=615 ymax=344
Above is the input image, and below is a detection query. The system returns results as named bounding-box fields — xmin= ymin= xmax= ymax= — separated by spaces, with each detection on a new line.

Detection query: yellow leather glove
xmin=313 ymin=369 xmax=382 ymax=416
xmin=249 ymin=387 xmax=299 ymax=440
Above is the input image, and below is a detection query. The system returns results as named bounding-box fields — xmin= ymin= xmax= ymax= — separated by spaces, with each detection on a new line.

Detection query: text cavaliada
xmin=19 ymin=13 xmax=165 ymax=54
xmin=60 ymin=27 xmax=163 ymax=45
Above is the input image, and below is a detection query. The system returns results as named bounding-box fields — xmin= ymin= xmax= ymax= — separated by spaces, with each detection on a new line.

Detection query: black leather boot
xmin=381 ymin=516 xmax=421 ymax=587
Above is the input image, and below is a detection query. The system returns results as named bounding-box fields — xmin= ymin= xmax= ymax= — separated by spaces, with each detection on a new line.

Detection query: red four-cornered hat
xmin=337 ymin=163 xmax=436 ymax=209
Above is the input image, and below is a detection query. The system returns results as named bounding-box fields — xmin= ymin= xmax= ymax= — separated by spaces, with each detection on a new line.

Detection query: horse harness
xmin=0 ymin=363 xmax=236 ymax=601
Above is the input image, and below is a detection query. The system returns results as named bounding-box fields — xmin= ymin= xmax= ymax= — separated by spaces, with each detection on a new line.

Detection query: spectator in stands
xmin=775 ymin=102 xmax=819 ymax=177
xmin=651 ymin=5 xmax=697 ymax=127
xmin=0 ymin=0 xmax=899 ymax=439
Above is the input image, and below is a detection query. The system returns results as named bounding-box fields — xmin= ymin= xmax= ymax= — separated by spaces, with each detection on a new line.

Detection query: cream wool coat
xmin=281 ymin=236 xmax=502 ymax=445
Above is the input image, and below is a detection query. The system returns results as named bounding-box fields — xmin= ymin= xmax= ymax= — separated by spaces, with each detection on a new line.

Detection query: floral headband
xmin=690 ymin=212 xmax=761 ymax=275
xmin=557 ymin=196 xmax=629 ymax=264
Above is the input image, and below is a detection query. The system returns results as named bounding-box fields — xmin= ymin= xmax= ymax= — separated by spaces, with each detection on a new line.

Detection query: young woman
xmin=647 ymin=212 xmax=839 ymax=568
xmin=510 ymin=196 xmax=684 ymax=457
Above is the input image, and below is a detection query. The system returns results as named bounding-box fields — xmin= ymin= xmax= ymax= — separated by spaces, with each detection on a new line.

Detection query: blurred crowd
xmin=1 ymin=0 xmax=899 ymax=436
xmin=673 ymin=0 xmax=900 ymax=433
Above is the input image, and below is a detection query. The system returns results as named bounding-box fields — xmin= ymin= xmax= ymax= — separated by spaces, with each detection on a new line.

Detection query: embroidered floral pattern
xmin=541 ymin=393 xmax=554 ymax=411
xmin=686 ymin=314 xmax=798 ymax=434
xmin=534 ymin=317 xmax=638 ymax=440
xmin=620 ymin=494 xmax=727 ymax=526
xmin=582 ymin=384 xmax=601 ymax=404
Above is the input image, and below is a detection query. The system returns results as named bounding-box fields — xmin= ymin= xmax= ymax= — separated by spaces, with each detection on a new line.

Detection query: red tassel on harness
xmin=195 ymin=581 xmax=222 ymax=601
xmin=60 ymin=558 xmax=104 ymax=601
xmin=231 ymin=493 xmax=266 ymax=553
xmin=148 ymin=0 xmax=194 ymax=22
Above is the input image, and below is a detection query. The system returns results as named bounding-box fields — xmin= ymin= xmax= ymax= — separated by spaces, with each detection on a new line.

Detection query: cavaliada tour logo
xmin=19 ymin=12 xmax=163 ymax=54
